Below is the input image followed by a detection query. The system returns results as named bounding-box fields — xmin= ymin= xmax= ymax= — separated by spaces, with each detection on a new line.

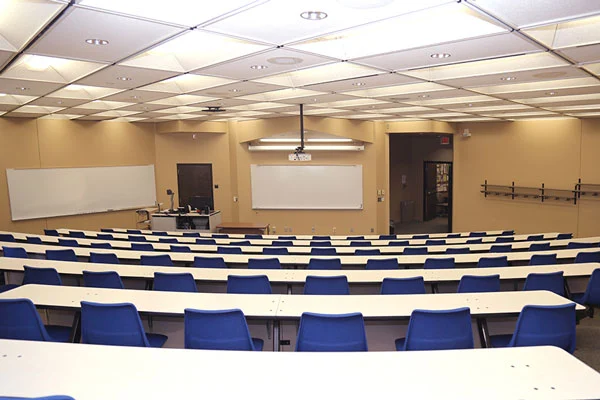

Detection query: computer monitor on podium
xmin=188 ymin=196 xmax=213 ymax=213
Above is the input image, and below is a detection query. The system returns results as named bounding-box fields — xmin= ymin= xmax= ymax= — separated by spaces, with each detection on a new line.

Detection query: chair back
xmin=348 ymin=236 xmax=365 ymax=240
xmin=245 ymin=234 xmax=262 ymax=239
xmin=231 ymin=240 xmax=251 ymax=246
xmin=310 ymin=247 xmax=337 ymax=255
xmin=413 ymin=234 xmax=430 ymax=239
xmin=457 ymin=275 xmax=500 ymax=293
xmin=23 ymin=266 xmax=62 ymax=286
xmin=248 ymin=258 xmax=281 ymax=270
xmin=529 ymin=253 xmax=557 ymax=266
xmin=184 ymin=308 xmax=255 ymax=350
xmin=578 ymin=269 xmax=600 ymax=306
xmin=183 ymin=232 xmax=200 ymax=237
xmin=196 ymin=238 xmax=217 ymax=245
xmin=403 ymin=247 xmax=428 ymax=255
xmin=477 ymin=256 xmax=508 ymax=268
xmin=83 ymin=271 xmax=124 ymax=289
xmin=466 ymin=238 xmax=482 ymax=244
xmin=131 ymin=243 xmax=154 ymax=251
xmin=0 ymin=233 xmax=15 ymax=242
xmin=295 ymin=312 xmax=367 ymax=352
xmin=128 ymin=235 xmax=147 ymax=242
xmin=2 ymin=246 xmax=28 ymax=259
xmin=90 ymin=242 xmax=112 ymax=249
xmin=46 ymin=249 xmax=77 ymax=262
xmin=58 ymin=238 xmax=79 ymax=247
xmin=81 ymin=301 xmax=149 ymax=347
xmin=307 ymin=258 xmax=341 ymax=270
xmin=212 ymin=234 xmax=229 ymax=239
xmin=0 ymin=298 xmax=52 ymax=341
xmin=365 ymin=258 xmax=398 ymax=270
xmin=310 ymin=241 xmax=332 ymax=247
xmin=527 ymin=235 xmax=544 ymax=241
xmin=380 ymin=277 xmax=426 ymax=295
xmin=523 ymin=271 xmax=565 ymax=296
xmin=263 ymin=247 xmax=289 ymax=255
xmin=423 ymin=257 xmax=455 ymax=270
xmin=425 ymin=239 xmax=445 ymax=245
xmin=154 ymin=272 xmax=197 ymax=293
xmin=575 ymin=251 xmax=600 ymax=264
xmin=445 ymin=247 xmax=470 ymax=254
xmin=140 ymin=254 xmax=173 ymax=267
xmin=26 ymin=236 xmax=43 ymax=244
xmin=567 ymin=242 xmax=598 ymax=249
xmin=278 ymin=236 xmax=296 ymax=240
xmin=313 ymin=236 xmax=331 ymax=240
xmin=556 ymin=233 xmax=573 ymax=240
xmin=152 ymin=231 xmax=168 ymax=236
xmin=389 ymin=241 xmax=409 ymax=246
xmin=469 ymin=232 xmax=486 ymax=237
xmin=490 ymin=244 xmax=512 ymax=253
xmin=69 ymin=231 xmax=86 ymax=238
xmin=44 ymin=229 xmax=59 ymax=236
xmin=89 ymin=252 xmax=120 ymax=265
xmin=193 ymin=256 xmax=227 ymax=268
xmin=529 ymin=243 xmax=551 ymax=251
xmin=272 ymin=240 xmax=293 ymax=247
xmin=379 ymin=235 xmax=395 ymax=240
xmin=158 ymin=238 xmax=178 ymax=244
xmin=217 ymin=246 xmax=242 ymax=254
xmin=170 ymin=245 xmax=191 ymax=253
xmin=304 ymin=275 xmax=349 ymax=295
xmin=509 ymin=304 xmax=576 ymax=353
xmin=127 ymin=229 xmax=142 ymax=234
xmin=350 ymin=241 xmax=371 ymax=247
xmin=227 ymin=275 xmax=272 ymax=294
xmin=355 ymin=249 xmax=381 ymax=255
xmin=404 ymin=307 xmax=474 ymax=351
xmin=446 ymin=233 xmax=461 ymax=238
xmin=495 ymin=237 xmax=514 ymax=243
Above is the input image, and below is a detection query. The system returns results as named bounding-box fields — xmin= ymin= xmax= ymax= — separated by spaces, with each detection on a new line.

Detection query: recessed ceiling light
xmin=131 ymin=95 xmax=140 ymax=100
xmin=85 ymin=38 xmax=109 ymax=45
xmin=300 ymin=11 xmax=328 ymax=20
xmin=467 ymin=103 xmax=473 ymax=107
xmin=16 ymin=87 xmax=29 ymax=91
xmin=117 ymin=76 xmax=131 ymax=81
xmin=0 ymin=93 xmax=6 ymax=97
xmin=336 ymin=0 xmax=394 ymax=9
xmin=546 ymin=91 xmax=557 ymax=96
xmin=500 ymin=76 xmax=517 ymax=81
xmin=250 ymin=65 xmax=268 ymax=70
xmin=267 ymin=57 xmax=303 ymax=65
xmin=430 ymin=53 xmax=451 ymax=59
xmin=56 ymin=100 xmax=63 ymax=104
xmin=229 ymin=89 xmax=241 ymax=92
xmin=418 ymin=95 xmax=430 ymax=98
xmin=312 ymin=98 xmax=318 ymax=102
xmin=353 ymin=82 xmax=366 ymax=86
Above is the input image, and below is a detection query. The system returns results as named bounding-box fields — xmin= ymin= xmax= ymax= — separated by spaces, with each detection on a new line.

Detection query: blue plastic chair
xmin=26 ymin=236 xmax=43 ymax=244
xmin=490 ymin=244 xmax=512 ymax=253
xmin=127 ymin=229 xmax=142 ymax=234
xmin=90 ymin=242 xmax=112 ymax=249
xmin=23 ymin=266 xmax=62 ymax=286
xmin=83 ymin=270 xmax=124 ymax=289
xmin=193 ymin=256 xmax=227 ymax=268
xmin=477 ymin=256 xmax=508 ymax=268
xmin=313 ymin=236 xmax=331 ymax=240
xmin=245 ymin=234 xmax=263 ymax=239
xmin=311 ymin=247 xmax=337 ymax=255
xmin=131 ymin=243 xmax=154 ymax=251
xmin=128 ymin=235 xmax=147 ymax=242
xmin=97 ymin=233 xmax=114 ymax=240
xmin=403 ymin=247 xmax=428 ymax=255
xmin=527 ymin=234 xmax=544 ymax=241
xmin=196 ymin=238 xmax=217 ymax=245
xmin=0 ymin=233 xmax=15 ymax=242
xmin=68 ymin=231 xmax=86 ymax=238
xmin=446 ymin=233 xmax=461 ymax=238
xmin=0 ymin=396 xmax=75 ymax=400
xmin=379 ymin=235 xmax=396 ymax=240
xmin=350 ymin=241 xmax=371 ymax=247
xmin=170 ymin=245 xmax=191 ymax=253
xmin=529 ymin=253 xmax=557 ymax=266
xmin=184 ymin=308 xmax=263 ymax=351
xmin=101 ymin=228 xmax=114 ymax=232
xmin=140 ymin=254 xmax=173 ymax=267
xmin=310 ymin=241 xmax=332 ymax=247
xmin=304 ymin=275 xmax=349 ymax=295
xmin=212 ymin=234 xmax=229 ymax=239
xmin=523 ymin=271 xmax=565 ymax=296
xmin=278 ymin=236 xmax=296 ymax=240
xmin=44 ymin=229 xmax=59 ymax=237
xmin=575 ymin=251 xmax=600 ymax=264
xmin=571 ymin=269 xmax=600 ymax=309
xmin=0 ymin=298 xmax=71 ymax=342
xmin=272 ymin=240 xmax=293 ymax=247
xmin=263 ymin=247 xmax=289 ymax=255
xmin=413 ymin=234 xmax=429 ymax=239
xmin=248 ymin=258 xmax=281 ymax=269
xmin=490 ymin=304 xmax=576 ymax=353
xmin=89 ymin=252 xmax=120 ymax=264
xmin=308 ymin=258 xmax=341 ymax=270
xmin=567 ymin=242 xmax=598 ymax=249
xmin=445 ymin=247 xmax=470 ymax=254
xmin=469 ymin=232 xmax=486 ymax=237
xmin=0 ymin=285 xmax=19 ymax=293
xmin=529 ymin=242 xmax=551 ymax=251
xmin=183 ymin=232 xmax=200 ymax=237
xmin=396 ymin=307 xmax=474 ymax=351
xmin=495 ymin=236 xmax=514 ymax=243
xmin=380 ymin=277 xmax=426 ymax=295
xmin=424 ymin=257 xmax=455 ymax=269
xmin=227 ymin=275 xmax=272 ymax=294
xmin=58 ymin=238 xmax=79 ymax=247
xmin=365 ymin=258 xmax=398 ymax=270
xmin=295 ymin=312 xmax=367 ymax=352
xmin=2 ymin=246 xmax=28 ymax=259
xmin=80 ymin=301 xmax=167 ymax=347
xmin=46 ymin=249 xmax=77 ymax=262
xmin=425 ymin=239 xmax=445 ymax=245
xmin=389 ymin=241 xmax=410 ymax=247
xmin=466 ymin=238 xmax=483 ymax=244
xmin=355 ymin=249 xmax=381 ymax=255
xmin=159 ymin=238 xmax=178 ymax=244
xmin=557 ymin=233 xmax=573 ymax=240
xmin=502 ymin=230 xmax=515 ymax=235
xmin=348 ymin=236 xmax=365 ymax=240
xmin=152 ymin=231 xmax=168 ymax=236
xmin=457 ymin=275 xmax=500 ymax=293
xmin=217 ymin=246 xmax=242 ymax=254
xmin=231 ymin=240 xmax=251 ymax=246
xmin=154 ymin=272 xmax=197 ymax=292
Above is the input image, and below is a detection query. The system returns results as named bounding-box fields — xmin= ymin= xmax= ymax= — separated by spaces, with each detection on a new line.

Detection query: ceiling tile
xmin=77 ymin=0 xmax=259 ymax=28
xmin=2 ymin=54 xmax=105 ymax=83
xmin=515 ymin=93 xmax=600 ymax=106
xmin=77 ymin=100 xmax=134 ymax=110
xmin=0 ymin=77 xmax=63 ymax=96
xmin=496 ymin=85 xmax=600 ymax=100
xmin=190 ymin=80 xmax=285 ymax=98
xmin=39 ymin=113 xmax=84 ymax=120
xmin=464 ymin=0 xmax=600 ymax=28
xmin=29 ymin=7 xmax=184 ymax=63
xmin=76 ymin=65 xmax=179 ymax=89
xmin=558 ymin=44 xmax=600 ymax=64
xmin=12 ymin=105 xmax=65 ymax=114
xmin=344 ymin=82 xmax=452 ymax=99
xmin=204 ymin=0 xmax=454 ymax=45
xmin=238 ymin=88 xmax=326 ymax=102
xmin=0 ymin=50 xmax=14 ymax=68
xmin=583 ymin=62 xmax=600 ymax=76
xmin=100 ymin=90 xmax=176 ymax=103
xmin=91 ymin=110 xmax=140 ymax=117
xmin=303 ymin=72 xmax=419 ymax=93
xmin=140 ymin=74 xmax=235 ymax=94
xmin=148 ymin=94 xmax=217 ymax=106
xmin=76 ymin=115 xmax=117 ymax=121
xmin=55 ymin=107 xmax=101 ymax=115
xmin=191 ymin=98 xmax=256 ymax=108
xmin=28 ymin=97 xmax=89 ymax=108
xmin=275 ymin=93 xmax=358 ymax=105
xmin=523 ymin=14 xmax=600 ymax=49
xmin=255 ymin=62 xmax=383 ymax=87
xmin=289 ymin=3 xmax=506 ymax=59
xmin=47 ymin=84 xmax=124 ymax=99
xmin=470 ymin=77 xmax=600 ymax=95
xmin=0 ymin=93 xmax=38 ymax=106
xmin=355 ymin=33 xmax=542 ymax=72
xmin=117 ymin=103 xmax=172 ymax=112
xmin=119 ymin=30 xmax=270 ymax=72
xmin=154 ymin=106 xmax=207 ymax=114
xmin=229 ymin=102 xmax=289 ymax=111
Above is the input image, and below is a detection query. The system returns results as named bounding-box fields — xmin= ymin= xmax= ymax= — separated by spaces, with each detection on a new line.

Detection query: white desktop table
xmin=1 ymin=340 xmax=598 ymax=400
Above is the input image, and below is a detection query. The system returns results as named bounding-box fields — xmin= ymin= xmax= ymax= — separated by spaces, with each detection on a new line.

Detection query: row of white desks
xmin=0 ymin=257 xmax=598 ymax=293
xmin=2 ymin=240 xmax=599 ymax=268
xmin=1 ymin=340 xmax=598 ymax=400
xmin=0 ymin=284 xmax=584 ymax=350
xmin=53 ymin=229 xmax=554 ymax=246
xmin=73 ymin=227 xmax=512 ymax=240
xmin=4 ymin=231 xmax=593 ymax=255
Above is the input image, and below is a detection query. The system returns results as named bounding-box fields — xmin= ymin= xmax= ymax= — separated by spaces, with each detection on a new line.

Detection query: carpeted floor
xmin=393 ymin=217 xmax=449 ymax=235
xmin=575 ymin=315 xmax=600 ymax=372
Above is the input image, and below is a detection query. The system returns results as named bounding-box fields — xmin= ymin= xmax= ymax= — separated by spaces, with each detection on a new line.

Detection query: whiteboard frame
xmin=250 ymin=164 xmax=363 ymax=210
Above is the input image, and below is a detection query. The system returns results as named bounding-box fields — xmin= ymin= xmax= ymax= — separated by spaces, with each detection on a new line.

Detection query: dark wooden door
xmin=177 ymin=164 xmax=214 ymax=210
xmin=423 ymin=162 xmax=438 ymax=221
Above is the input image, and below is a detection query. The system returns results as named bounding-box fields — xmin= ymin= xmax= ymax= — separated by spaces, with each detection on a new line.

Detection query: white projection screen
xmin=250 ymin=165 xmax=363 ymax=210
xmin=7 ymin=165 xmax=157 ymax=221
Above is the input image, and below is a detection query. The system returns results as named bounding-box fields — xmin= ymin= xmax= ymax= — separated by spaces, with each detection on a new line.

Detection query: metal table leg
xmin=70 ymin=311 xmax=81 ymax=343
xmin=273 ymin=320 xmax=280 ymax=352
xmin=476 ymin=317 xmax=490 ymax=348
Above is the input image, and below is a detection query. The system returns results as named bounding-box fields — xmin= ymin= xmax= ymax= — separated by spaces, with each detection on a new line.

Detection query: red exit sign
xmin=440 ymin=136 xmax=450 ymax=145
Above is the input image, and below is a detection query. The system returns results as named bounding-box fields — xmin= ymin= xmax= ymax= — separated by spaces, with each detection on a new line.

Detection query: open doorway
xmin=389 ymin=134 xmax=453 ymax=234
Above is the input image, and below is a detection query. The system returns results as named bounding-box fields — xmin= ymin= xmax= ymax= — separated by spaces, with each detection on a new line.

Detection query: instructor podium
xmin=151 ymin=211 xmax=222 ymax=233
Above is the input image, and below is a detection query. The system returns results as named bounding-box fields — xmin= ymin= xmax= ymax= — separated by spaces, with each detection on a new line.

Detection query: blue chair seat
xmin=0 ymin=284 xmax=19 ymax=293
xmin=252 ymin=338 xmax=264 ymax=351
xmin=571 ymin=292 xmax=585 ymax=303
xmin=489 ymin=334 xmax=512 ymax=348
xmin=45 ymin=325 xmax=72 ymax=342
xmin=394 ymin=337 xmax=406 ymax=351
xmin=146 ymin=332 xmax=169 ymax=348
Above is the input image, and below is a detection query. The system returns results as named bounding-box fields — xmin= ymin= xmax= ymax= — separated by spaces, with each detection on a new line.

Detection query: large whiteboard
xmin=251 ymin=165 xmax=363 ymax=210
xmin=7 ymin=165 xmax=157 ymax=221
